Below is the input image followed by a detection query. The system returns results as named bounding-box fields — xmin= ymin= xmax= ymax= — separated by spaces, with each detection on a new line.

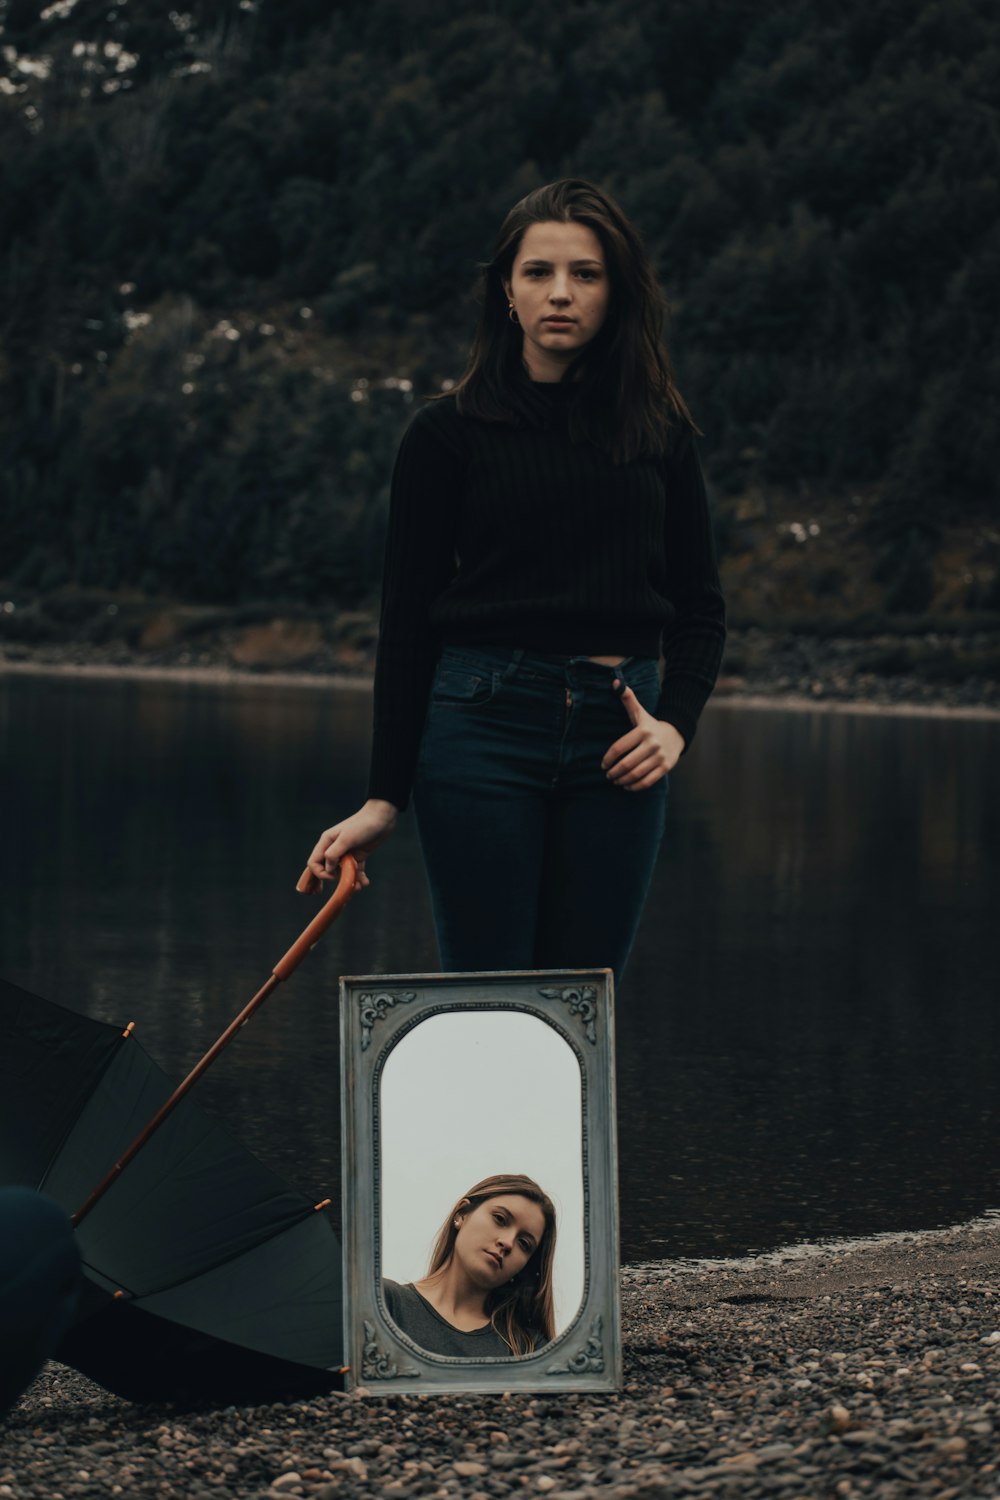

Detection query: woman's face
xmin=502 ymin=219 xmax=610 ymax=380
xmin=453 ymin=1194 xmax=547 ymax=1291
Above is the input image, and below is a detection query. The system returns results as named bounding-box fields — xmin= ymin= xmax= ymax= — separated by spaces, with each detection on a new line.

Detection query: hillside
xmin=1 ymin=0 xmax=997 ymax=629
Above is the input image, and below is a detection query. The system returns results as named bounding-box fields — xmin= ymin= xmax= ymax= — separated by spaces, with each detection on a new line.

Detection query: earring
xmin=507 ymin=300 xmax=519 ymax=324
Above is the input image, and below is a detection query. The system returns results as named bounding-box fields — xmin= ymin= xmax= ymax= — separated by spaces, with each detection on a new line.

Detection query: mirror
xmin=381 ymin=1012 xmax=585 ymax=1341
xmin=340 ymin=970 xmax=621 ymax=1394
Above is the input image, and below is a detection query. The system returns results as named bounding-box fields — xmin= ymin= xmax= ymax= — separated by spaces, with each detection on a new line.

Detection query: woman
xmin=307 ymin=178 xmax=726 ymax=984
xmin=382 ymin=1173 xmax=556 ymax=1357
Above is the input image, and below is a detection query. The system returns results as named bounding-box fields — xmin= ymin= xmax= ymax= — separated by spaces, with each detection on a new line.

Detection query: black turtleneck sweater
xmin=367 ymin=385 xmax=726 ymax=811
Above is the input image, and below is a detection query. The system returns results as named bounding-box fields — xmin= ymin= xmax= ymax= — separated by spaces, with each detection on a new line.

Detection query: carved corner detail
xmin=547 ymin=1315 xmax=604 ymax=1376
xmin=538 ymin=985 xmax=598 ymax=1045
xmin=362 ymin=1320 xmax=420 ymax=1381
xmin=358 ymin=990 xmax=417 ymax=1051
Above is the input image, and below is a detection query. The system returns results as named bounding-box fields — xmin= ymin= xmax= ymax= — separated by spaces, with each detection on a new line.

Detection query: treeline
xmin=0 ymin=0 xmax=997 ymax=611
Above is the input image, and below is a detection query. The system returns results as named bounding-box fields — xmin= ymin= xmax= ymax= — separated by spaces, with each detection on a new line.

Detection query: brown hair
xmin=425 ymin=1173 xmax=557 ymax=1357
xmin=448 ymin=177 xmax=698 ymax=463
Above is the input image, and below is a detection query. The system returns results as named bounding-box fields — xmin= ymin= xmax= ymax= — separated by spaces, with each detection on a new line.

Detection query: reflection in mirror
xmin=380 ymin=1012 xmax=584 ymax=1357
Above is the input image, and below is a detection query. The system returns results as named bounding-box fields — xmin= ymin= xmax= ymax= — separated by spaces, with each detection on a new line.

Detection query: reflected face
xmin=454 ymin=1195 xmax=547 ymax=1290
xmin=502 ymin=220 xmax=610 ymax=378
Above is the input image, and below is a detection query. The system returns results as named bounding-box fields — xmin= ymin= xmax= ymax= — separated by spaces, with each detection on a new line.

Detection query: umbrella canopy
xmin=0 ymin=976 xmax=344 ymax=1403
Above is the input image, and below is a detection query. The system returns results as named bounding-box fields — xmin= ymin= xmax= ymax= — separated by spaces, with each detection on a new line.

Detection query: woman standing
xmin=307 ymin=179 xmax=725 ymax=986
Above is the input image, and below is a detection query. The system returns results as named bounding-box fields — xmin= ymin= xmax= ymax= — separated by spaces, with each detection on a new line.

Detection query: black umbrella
xmin=0 ymin=862 xmax=355 ymax=1404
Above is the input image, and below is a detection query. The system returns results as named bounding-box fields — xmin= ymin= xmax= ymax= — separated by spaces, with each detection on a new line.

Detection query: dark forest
xmin=1 ymin=0 xmax=997 ymax=631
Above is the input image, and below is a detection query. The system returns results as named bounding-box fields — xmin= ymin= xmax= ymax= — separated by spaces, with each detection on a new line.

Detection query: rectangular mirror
xmin=340 ymin=969 xmax=620 ymax=1394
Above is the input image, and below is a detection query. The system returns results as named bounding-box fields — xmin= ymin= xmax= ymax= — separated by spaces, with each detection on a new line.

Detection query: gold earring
xmin=507 ymin=300 xmax=519 ymax=324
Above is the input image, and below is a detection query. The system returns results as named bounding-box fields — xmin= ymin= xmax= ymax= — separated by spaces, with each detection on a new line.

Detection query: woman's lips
xmin=485 ymin=1250 xmax=503 ymax=1269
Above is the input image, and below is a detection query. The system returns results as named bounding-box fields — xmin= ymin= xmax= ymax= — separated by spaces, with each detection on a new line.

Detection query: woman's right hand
xmin=306 ymin=799 xmax=399 ymax=891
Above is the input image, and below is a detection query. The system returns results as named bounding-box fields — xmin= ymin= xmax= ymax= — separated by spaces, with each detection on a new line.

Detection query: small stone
xmin=980 ymin=1331 xmax=1000 ymax=1345
xmin=453 ymin=1463 xmax=487 ymax=1479
xmin=489 ymin=1432 xmax=509 ymax=1446
xmin=271 ymin=1476 xmax=302 ymax=1493
xmin=756 ymin=1442 xmax=795 ymax=1460
xmin=959 ymin=1363 xmax=981 ymax=1373
xmin=828 ymin=1405 xmax=851 ymax=1433
xmin=842 ymin=1430 xmax=881 ymax=1446
xmin=536 ymin=1480 xmax=557 ymax=1493
xmin=939 ymin=1437 xmax=968 ymax=1457
xmin=328 ymin=1458 xmax=367 ymax=1480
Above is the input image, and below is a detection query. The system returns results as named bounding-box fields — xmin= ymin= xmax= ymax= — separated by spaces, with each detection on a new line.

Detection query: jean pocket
xmin=621 ymin=664 xmax=661 ymax=714
xmin=430 ymin=668 xmax=498 ymax=706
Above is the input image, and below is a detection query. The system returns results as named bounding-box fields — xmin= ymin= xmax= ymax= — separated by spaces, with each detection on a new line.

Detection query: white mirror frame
xmin=340 ymin=969 xmax=621 ymax=1394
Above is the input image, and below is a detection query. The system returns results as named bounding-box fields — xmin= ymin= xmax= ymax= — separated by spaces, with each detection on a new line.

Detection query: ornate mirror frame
xmin=340 ymin=969 xmax=621 ymax=1394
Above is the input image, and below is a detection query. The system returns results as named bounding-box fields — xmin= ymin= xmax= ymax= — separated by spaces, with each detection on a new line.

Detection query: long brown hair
xmin=449 ymin=178 xmax=697 ymax=463
xmin=425 ymin=1173 xmax=557 ymax=1357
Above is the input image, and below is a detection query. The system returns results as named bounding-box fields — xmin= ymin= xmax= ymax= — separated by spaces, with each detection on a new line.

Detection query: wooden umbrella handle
xmin=275 ymin=855 xmax=358 ymax=979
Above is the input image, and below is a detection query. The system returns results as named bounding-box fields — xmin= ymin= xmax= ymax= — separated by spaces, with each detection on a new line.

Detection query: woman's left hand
xmin=601 ymin=682 xmax=686 ymax=790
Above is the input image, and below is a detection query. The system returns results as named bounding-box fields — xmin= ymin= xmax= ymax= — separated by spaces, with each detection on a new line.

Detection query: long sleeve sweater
xmin=367 ymin=383 xmax=726 ymax=811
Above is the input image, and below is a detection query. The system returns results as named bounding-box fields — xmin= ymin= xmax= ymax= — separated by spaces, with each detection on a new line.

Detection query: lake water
xmin=2 ymin=672 xmax=997 ymax=1261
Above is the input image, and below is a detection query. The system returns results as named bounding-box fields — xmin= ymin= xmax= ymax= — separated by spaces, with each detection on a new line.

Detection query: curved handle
xmin=274 ymin=855 xmax=358 ymax=979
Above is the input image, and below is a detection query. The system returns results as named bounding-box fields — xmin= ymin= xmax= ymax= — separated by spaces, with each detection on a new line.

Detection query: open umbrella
xmin=0 ymin=861 xmax=355 ymax=1403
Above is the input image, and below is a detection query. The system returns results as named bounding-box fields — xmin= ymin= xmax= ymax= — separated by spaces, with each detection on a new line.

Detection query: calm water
xmin=2 ymin=672 xmax=998 ymax=1261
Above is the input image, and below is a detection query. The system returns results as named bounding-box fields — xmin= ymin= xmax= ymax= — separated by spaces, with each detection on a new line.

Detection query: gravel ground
xmin=3 ymin=1216 xmax=998 ymax=1499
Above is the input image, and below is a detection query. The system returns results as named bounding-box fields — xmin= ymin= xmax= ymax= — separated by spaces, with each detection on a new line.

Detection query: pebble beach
xmin=4 ymin=1216 xmax=998 ymax=1500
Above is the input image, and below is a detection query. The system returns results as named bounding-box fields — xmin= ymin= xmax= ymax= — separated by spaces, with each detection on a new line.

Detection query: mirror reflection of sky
xmin=380 ymin=1012 xmax=585 ymax=1334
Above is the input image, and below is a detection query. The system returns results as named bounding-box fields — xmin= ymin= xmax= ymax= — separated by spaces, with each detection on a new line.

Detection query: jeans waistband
xmin=437 ymin=644 xmax=659 ymax=685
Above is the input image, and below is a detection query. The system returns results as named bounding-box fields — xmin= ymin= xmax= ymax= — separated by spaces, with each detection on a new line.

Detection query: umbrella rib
xmin=38 ymin=1031 xmax=132 ymax=1194
xmin=79 ymin=1256 xmax=138 ymax=1300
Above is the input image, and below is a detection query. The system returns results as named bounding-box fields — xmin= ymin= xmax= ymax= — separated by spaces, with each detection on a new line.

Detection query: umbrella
xmin=0 ymin=861 xmax=355 ymax=1404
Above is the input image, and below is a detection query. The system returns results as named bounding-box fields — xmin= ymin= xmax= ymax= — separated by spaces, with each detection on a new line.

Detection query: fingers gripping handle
xmin=275 ymin=855 xmax=358 ymax=979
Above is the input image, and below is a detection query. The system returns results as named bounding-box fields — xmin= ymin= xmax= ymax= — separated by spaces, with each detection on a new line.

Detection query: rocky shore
xmin=4 ymin=1216 xmax=998 ymax=1499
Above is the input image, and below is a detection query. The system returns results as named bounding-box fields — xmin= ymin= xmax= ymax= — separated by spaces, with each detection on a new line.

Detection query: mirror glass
xmin=380 ymin=1011 xmax=584 ymax=1352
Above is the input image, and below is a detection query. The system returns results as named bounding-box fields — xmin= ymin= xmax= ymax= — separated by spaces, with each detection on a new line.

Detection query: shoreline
xmin=3 ymin=654 xmax=1000 ymax=723
xmin=6 ymin=1214 xmax=998 ymax=1498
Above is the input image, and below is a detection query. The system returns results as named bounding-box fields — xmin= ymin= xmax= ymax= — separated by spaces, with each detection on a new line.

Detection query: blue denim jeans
xmin=412 ymin=646 xmax=668 ymax=987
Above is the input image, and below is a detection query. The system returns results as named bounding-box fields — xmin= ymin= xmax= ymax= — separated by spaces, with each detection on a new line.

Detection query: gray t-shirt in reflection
xmin=383 ymin=1279 xmax=534 ymax=1358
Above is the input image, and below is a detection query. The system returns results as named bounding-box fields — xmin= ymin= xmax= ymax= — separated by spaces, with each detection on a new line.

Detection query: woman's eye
xmin=518 ymin=1239 xmax=532 ymax=1253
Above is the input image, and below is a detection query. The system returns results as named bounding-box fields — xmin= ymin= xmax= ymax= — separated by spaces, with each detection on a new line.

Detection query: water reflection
xmin=2 ymin=675 xmax=997 ymax=1258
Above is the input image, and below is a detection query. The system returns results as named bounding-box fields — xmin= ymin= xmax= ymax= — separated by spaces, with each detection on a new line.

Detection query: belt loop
xmin=501 ymin=647 xmax=525 ymax=684
xmin=614 ymin=654 xmax=635 ymax=689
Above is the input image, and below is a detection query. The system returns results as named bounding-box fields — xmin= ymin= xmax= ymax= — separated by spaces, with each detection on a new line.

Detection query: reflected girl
xmin=383 ymin=1173 xmax=557 ymax=1358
